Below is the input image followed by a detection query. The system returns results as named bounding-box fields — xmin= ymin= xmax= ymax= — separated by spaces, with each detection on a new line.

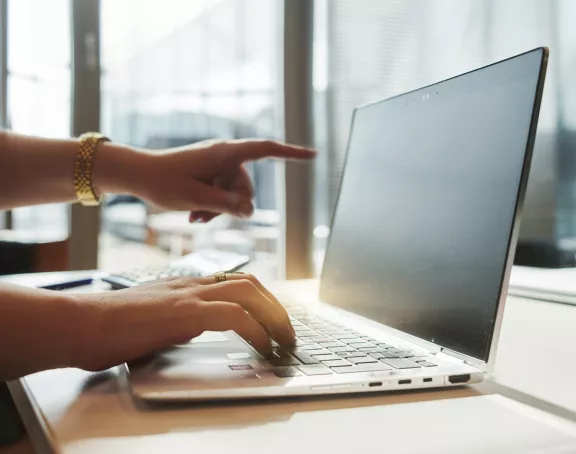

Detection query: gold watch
xmin=74 ymin=132 xmax=110 ymax=206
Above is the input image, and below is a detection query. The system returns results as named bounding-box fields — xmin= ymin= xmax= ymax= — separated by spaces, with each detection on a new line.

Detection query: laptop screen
xmin=319 ymin=49 xmax=547 ymax=362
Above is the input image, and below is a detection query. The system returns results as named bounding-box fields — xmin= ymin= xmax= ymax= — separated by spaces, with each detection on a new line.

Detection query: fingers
xmin=230 ymin=167 xmax=254 ymax=199
xmin=231 ymin=139 xmax=316 ymax=163
xmin=189 ymin=211 xmax=219 ymax=223
xmin=196 ymin=273 xmax=288 ymax=321
xmin=199 ymin=278 xmax=295 ymax=347
xmin=210 ymin=273 xmax=287 ymax=323
xmin=188 ymin=179 xmax=253 ymax=218
xmin=233 ymin=273 xmax=287 ymax=318
xmin=195 ymin=301 xmax=272 ymax=354
xmin=188 ymin=167 xmax=253 ymax=223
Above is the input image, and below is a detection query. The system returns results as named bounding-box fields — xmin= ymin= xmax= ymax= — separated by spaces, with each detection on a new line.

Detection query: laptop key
xmin=298 ymin=345 xmax=328 ymax=353
xmin=319 ymin=341 xmax=345 ymax=349
xmin=295 ymin=339 xmax=314 ymax=346
xmin=320 ymin=330 xmax=349 ymax=336
xmin=312 ymin=354 xmax=343 ymax=362
xmin=309 ymin=336 xmax=332 ymax=343
xmin=294 ymin=325 xmax=315 ymax=332
xmin=292 ymin=352 xmax=320 ymax=365
xmin=376 ymin=343 xmax=394 ymax=349
xmin=268 ymin=356 xmax=300 ymax=367
xmin=381 ymin=358 xmax=421 ymax=369
xmin=341 ymin=338 xmax=363 ymax=345
xmin=416 ymin=361 xmax=437 ymax=367
xmin=298 ymin=365 xmax=333 ymax=376
xmin=354 ymin=363 xmax=393 ymax=372
xmin=324 ymin=359 xmax=352 ymax=368
xmin=273 ymin=367 xmax=301 ymax=378
xmin=329 ymin=365 xmax=356 ymax=373
xmin=348 ymin=342 xmax=376 ymax=349
xmin=295 ymin=331 xmax=317 ymax=338
xmin=342 ymin=352 xmax=368 ymax=359
xmin=328 ymin=346 xmax=356 ymax=353
xmin=308 ymin=324 xmax=332 ymax=330
xmin=348 ymin=356 xmax=378 ymax=365
xmin=368 ymin=352 xmax=385 ymax=359
xmin=299 ymin=317 xmax=322 ymax=324
xmin=333 ymin=334 xmax=360 ymax=340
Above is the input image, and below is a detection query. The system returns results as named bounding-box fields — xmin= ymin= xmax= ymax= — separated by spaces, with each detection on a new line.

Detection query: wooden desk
xmin=5 ymin=274 xmax=576 ymax=453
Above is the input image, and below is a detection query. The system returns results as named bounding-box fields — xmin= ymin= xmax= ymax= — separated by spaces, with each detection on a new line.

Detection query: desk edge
xmin=8 ymin=379 xmax=56 ymax=454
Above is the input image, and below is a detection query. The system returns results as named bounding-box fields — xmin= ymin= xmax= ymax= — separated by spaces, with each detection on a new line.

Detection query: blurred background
xmin=0 ymin=0 xmax=575 ymax=280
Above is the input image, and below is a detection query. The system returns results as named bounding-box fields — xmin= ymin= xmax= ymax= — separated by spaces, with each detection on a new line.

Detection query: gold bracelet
xmin=74 ymin=132 xmax=110 ymax=206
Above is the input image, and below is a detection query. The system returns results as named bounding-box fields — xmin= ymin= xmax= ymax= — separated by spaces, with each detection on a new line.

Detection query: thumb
xmin=192 ymin=180 xmax=254 ymax=218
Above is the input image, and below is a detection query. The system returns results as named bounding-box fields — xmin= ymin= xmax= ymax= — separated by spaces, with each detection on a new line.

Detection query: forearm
xmin=0 ymin=284 xmax=83 ymax=380
xmin=0 ymin=130 xmax=144 ymax=210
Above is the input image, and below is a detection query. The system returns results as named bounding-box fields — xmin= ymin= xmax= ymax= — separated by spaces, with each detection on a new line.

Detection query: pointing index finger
xmin=232 ymin=139 xmax=316 ymax=162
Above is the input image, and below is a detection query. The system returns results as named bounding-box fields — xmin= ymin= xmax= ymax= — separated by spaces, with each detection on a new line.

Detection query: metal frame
xmin=0 ymin=0 xmax=7 ymax=129
xmin=68 ymin=0 xmax=102 ymax=270
xmin=279 ymin=0 xmax=315 ymax=279
xmin=0 ymin=0 xmax=10 ymax=229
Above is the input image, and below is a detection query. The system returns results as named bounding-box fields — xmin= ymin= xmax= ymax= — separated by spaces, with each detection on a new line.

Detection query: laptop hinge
xmin=439 ymin=347 xmax=487 ymax=371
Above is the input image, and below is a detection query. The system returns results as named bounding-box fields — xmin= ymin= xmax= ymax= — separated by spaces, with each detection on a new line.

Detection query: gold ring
xmin=214 ymin=271 xmax=227 ymax=283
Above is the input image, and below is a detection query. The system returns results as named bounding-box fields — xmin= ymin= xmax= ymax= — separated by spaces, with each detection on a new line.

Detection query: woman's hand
xmin=95 ymin=139 xmax=315 ymax=223
xmin=69 ymin=273 xmax=295 ymax=372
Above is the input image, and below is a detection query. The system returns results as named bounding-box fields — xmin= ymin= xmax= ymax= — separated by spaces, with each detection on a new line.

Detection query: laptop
xmin=126 ymin=47 xmax=548 ymax=401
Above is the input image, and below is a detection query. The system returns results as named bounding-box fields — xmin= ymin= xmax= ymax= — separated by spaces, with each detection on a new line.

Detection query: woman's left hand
xmin=97 ymin=139 xmax=315 ymax=223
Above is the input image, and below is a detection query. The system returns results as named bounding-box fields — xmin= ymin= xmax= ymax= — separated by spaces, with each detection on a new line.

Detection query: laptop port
xmin=448 ymin=374 xmax=471 ymax=384
xmin=368 ymin=381 xmax=382 ymax=387
xmin=398 ymin=379 xmax=411 ymax=385
xmin=423 ymin=378 xmax=433 ymax=383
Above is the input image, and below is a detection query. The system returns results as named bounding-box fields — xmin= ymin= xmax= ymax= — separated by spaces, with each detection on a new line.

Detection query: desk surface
xmin=5 ymin=272 xmax=576 ymax=454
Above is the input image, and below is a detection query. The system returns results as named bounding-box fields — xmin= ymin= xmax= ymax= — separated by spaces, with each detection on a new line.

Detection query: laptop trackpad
xmin=127 ymin=331 xmax=263 ymax=383
xmin=169 ymin=331 xmax=256 ymax=363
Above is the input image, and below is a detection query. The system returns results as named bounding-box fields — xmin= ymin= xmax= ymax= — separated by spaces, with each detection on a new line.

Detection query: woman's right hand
xmin=69 ymin=273 xmax=295 ymax=372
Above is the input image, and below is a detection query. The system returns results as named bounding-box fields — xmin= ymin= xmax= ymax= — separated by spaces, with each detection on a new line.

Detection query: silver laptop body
xmin=127 ymin=48 xmax=548 ymax=401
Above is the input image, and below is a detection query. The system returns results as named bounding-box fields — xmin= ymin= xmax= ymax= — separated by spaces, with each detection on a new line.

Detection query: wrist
xmin=64 ymin=293 xmax=106 ymax=371
xmin=91 ymin=142 xmax=150 ymax=197
xmin=52 ymin=292 xmax=86 ymax=370
xmin=25 ymin=290 xmax=84 ymax=372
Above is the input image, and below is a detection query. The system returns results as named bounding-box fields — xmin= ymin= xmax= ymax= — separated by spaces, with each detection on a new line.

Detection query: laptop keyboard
xmin=102 ymin=266 xmax=202 ymax=288
xmin=266 ymin=303 xmax=437 ymax=378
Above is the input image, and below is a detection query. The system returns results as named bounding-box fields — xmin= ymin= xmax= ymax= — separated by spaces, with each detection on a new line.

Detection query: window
xmin=6 ymin=0 xmax=71 ymax=239
xmin=100 ymin=0 xmax=283 ymax=277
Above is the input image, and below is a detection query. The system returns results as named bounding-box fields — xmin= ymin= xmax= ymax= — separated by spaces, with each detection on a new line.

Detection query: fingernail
xmin=237 ymin=202 xmax=253 ymax=218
